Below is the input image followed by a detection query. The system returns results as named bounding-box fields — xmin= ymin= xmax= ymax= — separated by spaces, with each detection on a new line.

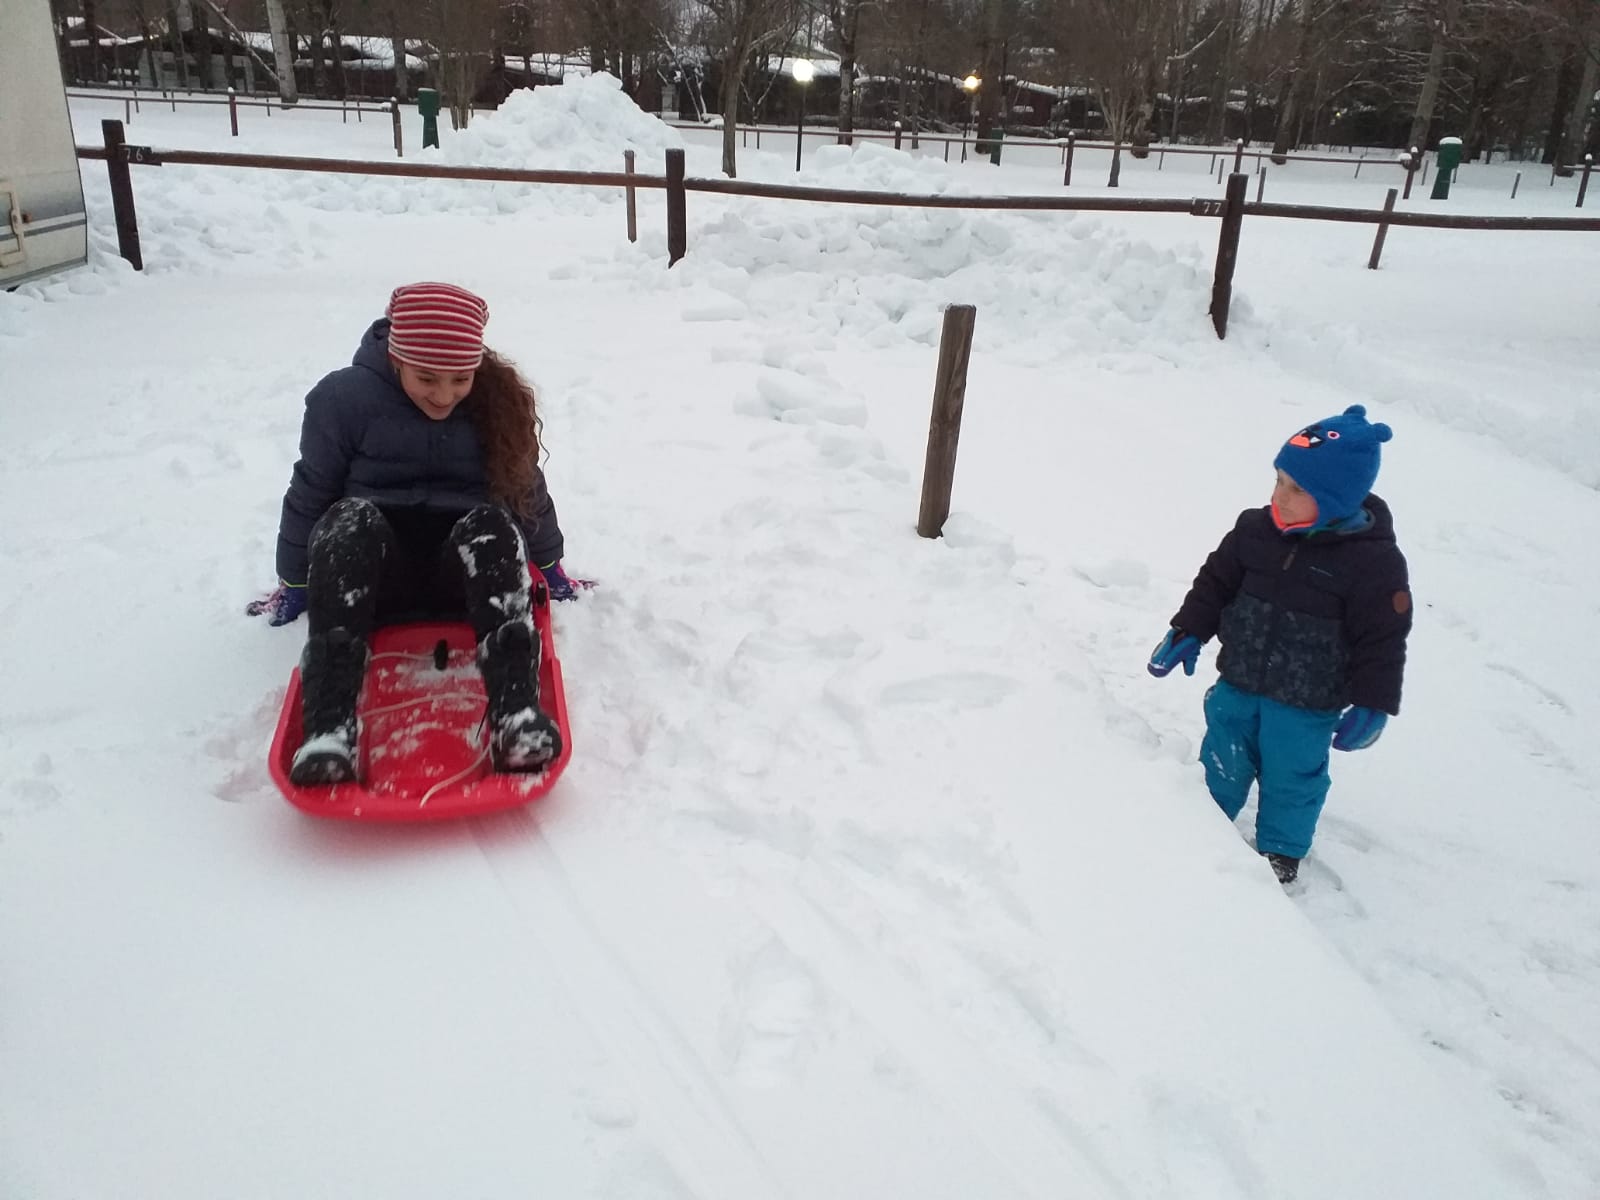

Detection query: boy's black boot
xmin=1264 ymin=853 xmax=1301 ymax=885
xmin=290 ymin=628 xmax=369 ymax=786
xmin=477 ymin=620 xmax=562 ymax=772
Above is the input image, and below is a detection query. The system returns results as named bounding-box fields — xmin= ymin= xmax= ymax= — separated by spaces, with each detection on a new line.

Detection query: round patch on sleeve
xmin=1393 ymin=590 xmax=1412 ymax=614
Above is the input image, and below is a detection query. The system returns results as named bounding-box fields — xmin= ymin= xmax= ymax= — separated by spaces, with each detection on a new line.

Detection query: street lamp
xmin=961 ymin=73 xmax=980 ymax=163
xmin=793 ymin=58 xmax=816 ymax=173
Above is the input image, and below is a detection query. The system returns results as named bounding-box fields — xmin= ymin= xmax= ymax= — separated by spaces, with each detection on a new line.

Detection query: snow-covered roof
xmin=516 ymin=53 xmax=594 ymax=78
xmin=764 ymin=55 xmax=843 ymax=80
xmin=236 ymin=31 xmax=429 ymax=70
xmin=64 ymin=16 xmax=140 ymax=48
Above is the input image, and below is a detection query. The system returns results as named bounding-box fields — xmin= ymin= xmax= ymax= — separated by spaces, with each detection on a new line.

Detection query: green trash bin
xmin=989 ymin=128 xmax=1005 ymax=166
xmin=1430 ymin=136 xmax=1462 ymax=200
xmin=416 ymin=87 xmax=441 ymax=149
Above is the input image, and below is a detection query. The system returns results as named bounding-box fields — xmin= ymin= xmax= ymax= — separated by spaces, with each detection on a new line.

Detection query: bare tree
xmin=1048 ymin=0 xmax=1173 ymax=184
xmin=694 ymin=0 xmax=804 ymax=175
xmin=824 ymin=0 xmax=870 ymax=142
xmin=265 ymin=0 xmax=300 ymax=101
xmin=1405 ymin=0 xmax=1465 ymax=148
xmin=418 ymin=0 xmax=498 ymax=128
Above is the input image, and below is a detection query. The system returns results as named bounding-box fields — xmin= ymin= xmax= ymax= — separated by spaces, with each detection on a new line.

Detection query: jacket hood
xmin=352 ymin=318 xmax=401 ymax=382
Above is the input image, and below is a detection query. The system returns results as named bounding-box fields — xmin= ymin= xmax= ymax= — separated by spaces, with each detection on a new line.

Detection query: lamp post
xmin=793 ymin=58 xmax=815 ymax=173
xmin=960 ymin=73 xmax=979 ymax=163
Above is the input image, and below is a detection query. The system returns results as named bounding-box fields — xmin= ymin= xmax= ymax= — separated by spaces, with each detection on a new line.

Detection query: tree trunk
xmin=166 ymin=1 xmax=190 ymax=87
xmin=720 ymin=47 xmax=746 ymax=177
xmin=390 ymin=6 xmax=406 ymax=101
xmin=1542 ymin=48 xmax=1580 ymax=163
xmin=193 ymin=3 xmax=214 ymax=89
xmin=1563 ymin=33 xmax=1599 ymax=162
xmin=265 ymin=0 xmax=298 ymax=103
xmin=1204 ymin=0 xmax=1240 ymax=144
xmin=1270 ymin=73 xmax=1298 ymax=159
xmin=83 ymin=0 xmax=102 ymax=81
xmin=1406 ymin=0 xmax=1461 ymax=152
xmin=1270 ymin=0 xmax=1314 ymax=159
xmin=833 ymin=0 xmax=862 ymax=144
xmin=973 ymin=0 xmax=1004 ymax=147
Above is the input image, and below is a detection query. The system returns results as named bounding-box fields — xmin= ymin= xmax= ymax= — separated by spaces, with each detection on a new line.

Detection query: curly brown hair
xmin=462 ymin=348 xmax=544 ymax=518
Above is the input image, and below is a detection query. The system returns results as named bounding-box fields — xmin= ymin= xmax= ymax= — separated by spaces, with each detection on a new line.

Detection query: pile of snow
xmin=574 ymin=140 xmax=1232 ymax=358
xmin=286 ymin=73 xmax=683 ymax=218
xmin=445 ymin=73 xmax=683 ymax=172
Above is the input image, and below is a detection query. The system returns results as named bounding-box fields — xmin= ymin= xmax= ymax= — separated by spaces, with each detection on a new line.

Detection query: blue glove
xmin=537 ymin=560 xmax=594 ymax=602
xmin=1147 ymin=628 xmax=1201 ymax=678
xmin=246 ymin=580 xmax=308 ymax=626
xmin=1333 ymin=706 xmax=1387 ymax=751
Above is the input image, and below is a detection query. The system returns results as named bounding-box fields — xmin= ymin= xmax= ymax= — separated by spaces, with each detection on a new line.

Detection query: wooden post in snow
xmin=101 ymin=120 xmax=144 ymax=271
xmin=1209 ymin=173 xmax=1248 ymax=339
xmin=1368 ymin=187 xmax=1398 ymax=270
xmin=917 ymin=305 xmax=977 ymax=539
xmin=666 ymin=148 xmax=686 ymax=266
xmin=624 ymin=150 xmax=637 ymax=243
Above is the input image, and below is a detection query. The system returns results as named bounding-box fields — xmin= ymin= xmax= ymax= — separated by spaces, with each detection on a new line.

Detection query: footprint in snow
xmin=721 ymin=937 xmax=824 ymax=1088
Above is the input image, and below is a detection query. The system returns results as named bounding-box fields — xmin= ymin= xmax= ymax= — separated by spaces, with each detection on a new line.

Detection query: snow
xmin=3 ymin=74 xmax=1598 ymax=1198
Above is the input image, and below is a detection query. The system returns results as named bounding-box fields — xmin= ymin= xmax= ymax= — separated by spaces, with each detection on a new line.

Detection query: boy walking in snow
xmin=1147 ymin=405 xmax=1412 ymax=884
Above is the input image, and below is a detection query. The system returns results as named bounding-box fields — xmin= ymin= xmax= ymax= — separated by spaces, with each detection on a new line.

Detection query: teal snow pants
xmin=1200 ymin=680 xmax=1343 ymax=860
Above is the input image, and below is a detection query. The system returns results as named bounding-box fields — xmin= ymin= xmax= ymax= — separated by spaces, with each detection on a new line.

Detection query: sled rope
xmin=417 ymin=740 xmax=494 ymax=808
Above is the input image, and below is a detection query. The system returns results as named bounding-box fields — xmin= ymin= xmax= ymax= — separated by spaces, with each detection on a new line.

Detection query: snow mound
xmin=613 ymin=143 xmax=1224 ymax=356
xmin=444 ymin=72 xmax=682 ymax=173
xmin=292 ymin=73 xmax=682 ymax=217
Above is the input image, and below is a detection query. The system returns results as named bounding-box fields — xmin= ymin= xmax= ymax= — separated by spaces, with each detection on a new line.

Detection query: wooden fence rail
xmin=75 ymin=127 xmax=1600 ymax=342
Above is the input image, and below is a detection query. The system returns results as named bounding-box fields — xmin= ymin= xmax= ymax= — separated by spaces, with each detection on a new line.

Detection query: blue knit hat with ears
xmin=1273 ymin=404 xmax=1393 ymax=521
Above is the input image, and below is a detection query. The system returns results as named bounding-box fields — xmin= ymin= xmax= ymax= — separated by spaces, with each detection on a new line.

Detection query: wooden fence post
xmin=1511 ymin=171 xmax=1521 ymax=200
xmin=1209 ymin=172 xmax=1248 ymax=339
xmin=1256 ymin=167 xmax=1267 ymax=202
xmin=1063 ymin=133 xmax=1075 ymax=186
xmin=624 ymin=149 xmax=638 ymax=243
xmin=666 ymin=148 xmax=686 ymax=266
xmin=101 ymin=120 xmax=143 ymax=271
xmin=1368 ymin=187 xmax=1398 ymax=270
xmin=1578 ymin=155 xmax=1593 ymax=208
xmin=917 ymin=305 xmax=978 ymax=539
xmin=894 ymin=121 xmax=902 ymax=150
xmin=228 ymin=87 xmax=238 ymax=136
xmin=1216 ymin=159 xmax=1224 ymax=185
xmin=1232 ymin=138 xmax=1244 ymax=173
xmin=1403 ymin=147 xmax=1418 ymax=200
xmin=391 ymin=98 xmax=403 ymax=157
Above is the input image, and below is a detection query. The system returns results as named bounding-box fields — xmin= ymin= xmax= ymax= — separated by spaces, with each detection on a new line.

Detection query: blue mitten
xmin=246 ymin=581 xmax=308 ymax=627
xmin=1333 ymin=706 xmax=1387 ymax=751
xmin=537 ymin=560 xmax=594 ymax=602
xmin=1147 ymin=628 xmax=1201 ymax=678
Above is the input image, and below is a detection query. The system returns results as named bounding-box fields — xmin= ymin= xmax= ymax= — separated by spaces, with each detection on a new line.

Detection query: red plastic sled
xmin=268 ymin=584 xmax=570 ymax=822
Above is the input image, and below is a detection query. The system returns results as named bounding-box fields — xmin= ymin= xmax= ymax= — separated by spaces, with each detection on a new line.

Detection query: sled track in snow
xmin=467 ymin=808 xmax=797 ymax=1200
xmin=475 ymin=807 xmax=1137 ymax=1198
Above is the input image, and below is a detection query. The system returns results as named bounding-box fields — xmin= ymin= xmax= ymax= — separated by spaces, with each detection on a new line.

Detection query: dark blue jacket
xmin=274 ymin=320 xmax=563 ymax=583
xmin=1172 ymin=496 xmax=1411 ymax=715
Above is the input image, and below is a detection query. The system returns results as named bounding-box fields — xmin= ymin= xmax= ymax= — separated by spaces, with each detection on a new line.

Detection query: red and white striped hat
xmin=385 ymin=282 xmax=490 ymax=373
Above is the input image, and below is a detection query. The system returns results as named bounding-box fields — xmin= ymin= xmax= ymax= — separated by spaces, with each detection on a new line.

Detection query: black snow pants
xmin=305 ymin=497 xmax=533 ymax=644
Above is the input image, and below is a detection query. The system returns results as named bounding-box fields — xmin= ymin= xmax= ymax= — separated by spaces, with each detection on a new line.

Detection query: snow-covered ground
xmin=3 ymin=78 xmax=1597 ymax=1198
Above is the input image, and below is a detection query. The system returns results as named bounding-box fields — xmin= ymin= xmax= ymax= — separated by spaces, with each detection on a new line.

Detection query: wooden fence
xmin=77 ymin=121 xmax=1600 ymax=341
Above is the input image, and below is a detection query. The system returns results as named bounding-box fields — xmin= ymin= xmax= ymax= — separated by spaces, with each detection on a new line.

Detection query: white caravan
xmin=1 ymin=1 xmax=90 ymax=288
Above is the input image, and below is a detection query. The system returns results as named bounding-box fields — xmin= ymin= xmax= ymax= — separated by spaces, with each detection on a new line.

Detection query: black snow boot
xmin=1264 ymin=853 xmax=1301 ymax=885
xmin=289 ymin=628 xmax=369 ymax=786
xmin=477 ymin=620 xmax=562 ymax=772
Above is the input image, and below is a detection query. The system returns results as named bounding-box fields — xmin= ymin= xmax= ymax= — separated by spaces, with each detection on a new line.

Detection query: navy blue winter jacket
xmin=1171 ymin=496 xmax=1411 ymax=715
xmin=274 ymin=320 xmax=563 ymax=584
